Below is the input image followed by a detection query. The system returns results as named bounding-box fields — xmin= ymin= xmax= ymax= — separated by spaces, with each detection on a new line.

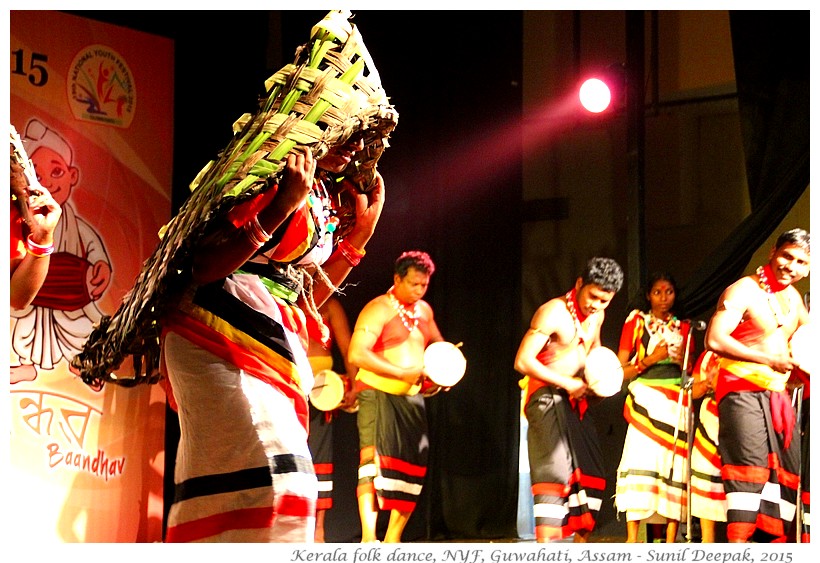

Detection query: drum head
xmin=790 ymin=324 xmax=813 ymax=375
xmin=310 ymin=370 xmax=345 ymax=411
xmin=423 ymin=342 xmax=467 ymax=387
xmin=584 ymin=347 xmax=624 ymax=397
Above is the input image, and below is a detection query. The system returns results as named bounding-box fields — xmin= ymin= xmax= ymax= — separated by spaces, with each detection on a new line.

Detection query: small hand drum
xmin=309 ymin=369 xmax=346 ymax=411
xmin=423 ymin=342 xmax=467 ymax=388
xmin=790 ymin=324 xmax=813 ymax=375
xmin=583 ymin=347 xmax=624 ymax=397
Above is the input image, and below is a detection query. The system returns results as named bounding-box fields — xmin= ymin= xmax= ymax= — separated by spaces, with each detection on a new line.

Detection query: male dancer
xmin=348 ymin=250 xmax=445 ymax=543
xmin=514 ymin=257 xmax=624 ymax=542
xmin=705 ymin=228 xmax=810 ymax=543
xmin=306 ymin=295 xmax=358 ymax=542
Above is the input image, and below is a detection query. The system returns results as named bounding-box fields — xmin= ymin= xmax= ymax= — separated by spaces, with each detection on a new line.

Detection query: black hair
xmin=775 ymin=228 xmax=810 ymax=254
xmin=395 ymin=250 xmax=436 ymax=278
xmin=581 ymin=257 xmax=624 ymax=293
xmin=640 ymin=271 xmax=679 ymax=313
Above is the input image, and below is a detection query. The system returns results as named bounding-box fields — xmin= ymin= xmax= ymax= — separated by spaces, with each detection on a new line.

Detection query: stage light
xmin=579 ymin=78 xmax=612 ymax=113
xmin=578 ymin=63 xmax=626 ymax=115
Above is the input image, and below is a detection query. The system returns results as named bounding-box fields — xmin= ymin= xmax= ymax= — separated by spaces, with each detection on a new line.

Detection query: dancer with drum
xmin=347 ymin=250 xmax=446 ymax=543
xmin=306 ymin=295 xmax=359 ymax=542
xmin=705 ymin=228 xmax=810 ymax=543
xmin=613 ymin=272 xmax=694 ymax=543
xmin=514 ymin=257 xmax=624 ymax=543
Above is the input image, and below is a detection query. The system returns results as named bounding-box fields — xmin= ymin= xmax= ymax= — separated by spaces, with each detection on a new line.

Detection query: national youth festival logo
xmin=67 ymin=44 xmax=136 ymax=128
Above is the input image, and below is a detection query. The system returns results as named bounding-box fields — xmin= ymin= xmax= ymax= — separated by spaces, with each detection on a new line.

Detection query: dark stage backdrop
xmin=676 ymin=10 xmax=809 ymax=318
xmin=65 ymin=10 xmax=524 ymax=541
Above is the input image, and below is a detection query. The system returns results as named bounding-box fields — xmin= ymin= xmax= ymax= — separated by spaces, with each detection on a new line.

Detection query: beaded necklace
xmin=256 ymin=177 xmax=336 ymax=262
xmin=756 ymin=265 xmax=790 ymax=328
xmin=643 ymin=311 xmax=684 ymax=360
xmin=387 ymin=286 xmax=420 ymax=332
xmin=644 ymin=312 xmax=681 ymax=337
xmin=308 ymin=176 xmax=339 ymax=240
xmin=565 ymin=289 xmax=591 ymax=345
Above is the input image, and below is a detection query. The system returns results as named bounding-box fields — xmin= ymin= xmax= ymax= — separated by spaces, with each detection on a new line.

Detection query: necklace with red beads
xmin=565 ymin=289 xmax=591 ymax=345
xmin=757 ymin=265 xmax=790 ymax=328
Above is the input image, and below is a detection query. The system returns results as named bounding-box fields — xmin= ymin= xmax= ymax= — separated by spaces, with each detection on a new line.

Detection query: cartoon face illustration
xmin=29 ymin=145 xmax=79 ymax=207
xmin=23 ymin=118 xmax=79 ymax=207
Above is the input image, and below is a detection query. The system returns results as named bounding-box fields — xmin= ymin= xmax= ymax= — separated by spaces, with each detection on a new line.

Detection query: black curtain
xmin=677 ymin=10 xmax=809 ymax=318
xmin=302 ymin=11 xmax=524 ymax=542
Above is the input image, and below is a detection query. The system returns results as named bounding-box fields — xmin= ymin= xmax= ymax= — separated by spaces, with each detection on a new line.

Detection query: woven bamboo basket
xmin=71 ymin=10 xmax=397 ymax=390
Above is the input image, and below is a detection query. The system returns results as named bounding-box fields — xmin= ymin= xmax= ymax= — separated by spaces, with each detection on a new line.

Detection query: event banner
xmin=9 ymin=11 xmax=172 ymax=542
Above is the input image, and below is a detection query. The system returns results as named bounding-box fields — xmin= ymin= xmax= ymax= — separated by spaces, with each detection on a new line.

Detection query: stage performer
xmin=705 ymin=227 xmax=810 ymax=543
xmin=614 ymin=272 xmax=693 ymax=543
xmin=306 ymin=295 xmax=359 ymax=542
xmin=162 ymin=136 xmax=383 ymax=543
xmin=514 ymin=257 xmax=624 ymax=543
xmin=348 ymin=250 xmax=445 ymax=543
xmin=157 ymin=11 xmax=397 ymax=543
xmin=10 ymin=127 xmax=62 ymax=311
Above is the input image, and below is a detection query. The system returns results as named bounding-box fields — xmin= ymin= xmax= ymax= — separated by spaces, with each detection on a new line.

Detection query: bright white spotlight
xmin=579 ymin=78 xmax=612 ymax=113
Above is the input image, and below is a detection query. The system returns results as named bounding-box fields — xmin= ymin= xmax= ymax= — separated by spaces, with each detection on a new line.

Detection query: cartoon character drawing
xmin=10 ymin=118 xmax=112 ymax=385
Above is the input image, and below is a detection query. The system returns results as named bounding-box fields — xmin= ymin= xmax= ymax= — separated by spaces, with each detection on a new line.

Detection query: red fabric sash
xmin=769 ymin=390 xmax=796 ymax=449
xmin=570 ymin=396 xmax=589 ymax=419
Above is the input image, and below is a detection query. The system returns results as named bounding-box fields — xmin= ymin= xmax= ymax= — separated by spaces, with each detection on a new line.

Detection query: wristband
xmin=337 ymin=239 xmax=366 ymax=267
xmin=25 ymin=235 xmax=54 ymax=258
xmin=243 ymin=215 xmax=272 ymax=248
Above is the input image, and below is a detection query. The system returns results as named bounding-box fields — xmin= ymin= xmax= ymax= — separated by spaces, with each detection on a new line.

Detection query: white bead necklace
xmin=387 ymin=287 xmax=419 ymax=332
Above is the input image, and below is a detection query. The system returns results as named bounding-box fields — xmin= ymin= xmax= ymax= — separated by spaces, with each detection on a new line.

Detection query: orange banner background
xmin=9 ymin=11 xmax=173 ymax=542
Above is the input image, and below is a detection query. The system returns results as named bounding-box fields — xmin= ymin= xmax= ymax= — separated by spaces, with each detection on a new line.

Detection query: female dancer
xmin=158 ymin=11 xmax=395 ymax=542
xmin=161 ymin=138 xmax=384 ymax=543
xmin=615 ymin=272 xmax=693 ymax=543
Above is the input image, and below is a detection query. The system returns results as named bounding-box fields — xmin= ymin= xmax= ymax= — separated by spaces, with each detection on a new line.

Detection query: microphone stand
xmin=681 ymin=320 xmax=705 ymax=542
xmin=683 ymin=378 xmax=695 ymax=542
